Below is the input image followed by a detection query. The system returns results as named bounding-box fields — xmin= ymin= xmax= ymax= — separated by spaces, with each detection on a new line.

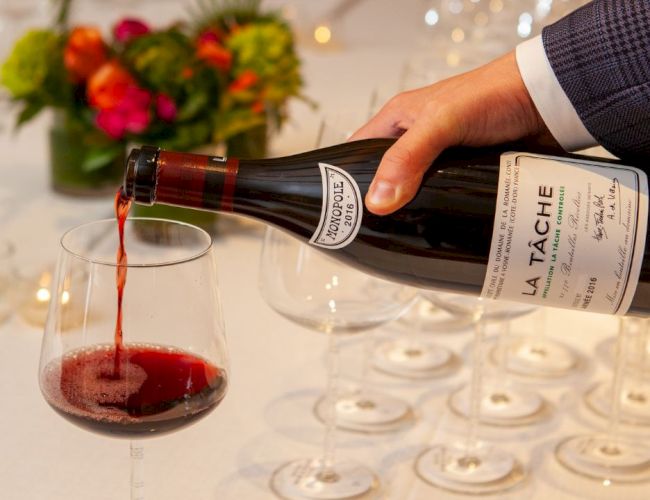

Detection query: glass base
xmin=555 ymin=435 xmax=650 ymax=483
xmin=449 ymin=384 xmax=548 ymax=426
xmin=397 ymin=297 xmax=475 ymax=333
xmin=270 ymin=458 xmax=380 ymax=499
xmin=495 ymin=336 xmax=577 ymax=378
xmin=415 ymin=443 xmax=525 ymax=494
xmin=595 ymin=336 xmax=650 ymax=378
xmin=314 ymin=391 xmax=415 ymax=433
xmin=372 ymin=339 xmax=455 ymax=379
xmin=585 ymin=381 xmax=650 ymax=426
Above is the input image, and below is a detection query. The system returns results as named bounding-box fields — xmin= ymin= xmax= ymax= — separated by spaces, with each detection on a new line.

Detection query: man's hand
xmin=350 ymin=51 xmax=549 ymax=215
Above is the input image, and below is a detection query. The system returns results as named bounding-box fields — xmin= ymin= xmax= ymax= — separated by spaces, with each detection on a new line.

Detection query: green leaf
xmin=81 ymin=146 xmax=123 ymax=172
xmin=213 ymin=108 xmax=266 ymax=142
xmin=177 ymin=91 xmax=210 ymax=121
xmin=16 ymin=100 xmax=45 ymax=128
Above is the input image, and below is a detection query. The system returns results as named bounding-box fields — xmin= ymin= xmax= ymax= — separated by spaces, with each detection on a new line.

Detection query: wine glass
xmin=313 ymin=111 xmax=420 ymax=432
xmin=415 ymin=293 xmax=532 ymax=494
xmin=433 ymin=294 xmax=550 ymax=427
xmin=259 ymin=227 xmax=416 ymax=499
xmin=587 ymin=318 xmax=650 ymax=427
xmin=556 ymin=317 xmax=650 ymax=483
xmin=38 ymin=218 xmax=229 ymax=500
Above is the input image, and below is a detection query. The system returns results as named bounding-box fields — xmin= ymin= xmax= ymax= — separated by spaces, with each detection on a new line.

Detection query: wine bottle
xmin=122 ymin=139 xmax=650 ymax=316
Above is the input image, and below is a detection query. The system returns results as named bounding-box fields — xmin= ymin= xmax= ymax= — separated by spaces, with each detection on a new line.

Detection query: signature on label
xmin=592 ymin=194 xmax=608 ymax=242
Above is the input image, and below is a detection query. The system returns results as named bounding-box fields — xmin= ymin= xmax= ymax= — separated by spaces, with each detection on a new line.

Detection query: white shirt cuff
xmin=516 ymin=35 xmax=596 ymax=152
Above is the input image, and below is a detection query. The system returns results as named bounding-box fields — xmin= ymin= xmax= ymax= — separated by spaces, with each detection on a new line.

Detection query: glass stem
xmin=464 ymin=312 xmax=486 ymax=458
xmin=320 ymin=326 xmax=340 ymax=481
xmin=496 ymin=320 xmax=511 ymax=383
xmin=409 ymin=298 xmax=425 ymax=348
xmin=606 ymin=319 xmax=629 ymax=450
xmin=534 ymin=308 xmax=547 ymax=342
xmin=130 ymin=441 xmax=145 ymax=500
xmin=637 ymin=320 xmax=649 ymax=383
xmin=358 ymin=329 xmax=375 ymax=397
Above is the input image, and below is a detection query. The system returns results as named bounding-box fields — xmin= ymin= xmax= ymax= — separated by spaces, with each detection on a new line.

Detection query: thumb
xmin=365 ymin=112 xmax=456 ymax=215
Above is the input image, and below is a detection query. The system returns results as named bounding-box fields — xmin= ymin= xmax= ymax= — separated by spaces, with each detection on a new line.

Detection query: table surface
xmin=0 ymin=1 xmax=648 ymax=499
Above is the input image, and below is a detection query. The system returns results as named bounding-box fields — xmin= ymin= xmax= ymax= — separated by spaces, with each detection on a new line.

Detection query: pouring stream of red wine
xmin=114 ymin=188 xmax=132 ymax=376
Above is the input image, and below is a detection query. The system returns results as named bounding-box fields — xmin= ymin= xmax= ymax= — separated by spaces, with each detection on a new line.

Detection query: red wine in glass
xmin=40 ymin=344 xmax=227 ymax=438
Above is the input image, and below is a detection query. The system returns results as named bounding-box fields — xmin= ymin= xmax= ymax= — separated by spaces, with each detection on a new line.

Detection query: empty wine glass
xmin=38 ymin=218 xmax=229 ymax=500
xmin=433 ymin=294 xmax=549 ymax=427
xmin=260 ymin=227 xmax=416 ymax=499
xmin=587 ymin=318 xmax=650 ymax=427
xmin=415 ymin=293 xmax=532 ymax=494
xmin=312 ymin=111 xmax=419 ymax=432
xmin=556 ymin=317 xmax=650 ymax=483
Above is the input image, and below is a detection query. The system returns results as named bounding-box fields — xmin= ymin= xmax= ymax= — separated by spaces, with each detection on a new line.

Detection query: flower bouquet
xmin=1 ymin=0 xmax=306 ymax=198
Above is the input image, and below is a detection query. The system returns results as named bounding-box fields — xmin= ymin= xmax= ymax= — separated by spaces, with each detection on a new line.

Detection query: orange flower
xmin=197 ymin=39 xmax=232 ymax=72
xmin=181 ymin=66 xmax=194 ymax=79
xmin=87 ymin=60 xmax=136 ymax=110
xmin=229 ymin=70 xmax=259 ymax=93
xmin=251 ymin=100 xmax=265 ymax=114
xmin=64 ymin=27 xmax=107 ymax=82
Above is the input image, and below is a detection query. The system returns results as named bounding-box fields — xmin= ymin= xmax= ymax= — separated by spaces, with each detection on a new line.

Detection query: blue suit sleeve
xmin=542 ymin=0 xmax=650 ymax=160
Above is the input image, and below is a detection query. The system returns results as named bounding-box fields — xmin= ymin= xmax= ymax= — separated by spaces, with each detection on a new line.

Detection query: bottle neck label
xmin=481 ymin=152 xmax=648 ymax=315
xmin=310 ymin=162 xmax=363 ymax=249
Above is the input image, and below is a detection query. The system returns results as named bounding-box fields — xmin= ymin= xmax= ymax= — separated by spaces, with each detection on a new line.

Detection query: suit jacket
xmin=542 ymin=0 xmax=650 ymax=160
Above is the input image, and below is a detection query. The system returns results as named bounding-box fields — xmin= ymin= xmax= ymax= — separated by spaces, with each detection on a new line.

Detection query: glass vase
xmin=49 ymin=113 xmax=125 ymax=197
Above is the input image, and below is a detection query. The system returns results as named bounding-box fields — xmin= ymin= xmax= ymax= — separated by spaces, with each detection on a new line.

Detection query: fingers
xmin=349 ymin=93 xmax=411 ymax=141
xmin=348 ymin=111 xmax=401 ymax=141
xmin=365 ymin=107 xmax=457 ymax=215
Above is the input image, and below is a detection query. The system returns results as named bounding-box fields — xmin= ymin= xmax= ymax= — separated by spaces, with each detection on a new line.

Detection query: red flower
xmin=197 ymin=39 xmax=232 ymax=71
xmin=64 ymin=27 xmax=107 ymax=82
xmin=113 ymin=18 xmax=151 ymax=43
xmin=96 ymin=105 xmax=151 ymax=139
xmin=87 ymin=61 xmax=152 ymax=139
xmin=229 ymin=70 xmax=259 ymax=93
xmin=197 ymin=29 xmax=222 ymax=44
xmin=251 ymin=100 xmax=265 ymax=114
xmin=87 ymin=61 xmax=136 ymax=109
xmin=95 ymin=87 xmax=152 ymax=139
xmin=156 ymin=93 xmax=177 ymax=122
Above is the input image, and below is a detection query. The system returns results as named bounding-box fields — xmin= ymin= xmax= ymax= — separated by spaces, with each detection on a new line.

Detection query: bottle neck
xmin=124 ymin=147 xmax=240 ymax=212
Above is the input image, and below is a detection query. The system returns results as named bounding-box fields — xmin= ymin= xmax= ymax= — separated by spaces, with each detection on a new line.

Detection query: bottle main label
xmin=310 ymin=162 xmax=363 ymax=249
xmin=481 ymin=153 xmax=648 ymax=315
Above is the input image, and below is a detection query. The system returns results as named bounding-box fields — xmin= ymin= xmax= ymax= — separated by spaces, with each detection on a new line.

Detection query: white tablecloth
xmin=0 ymin=1 xmax=648 ymax=499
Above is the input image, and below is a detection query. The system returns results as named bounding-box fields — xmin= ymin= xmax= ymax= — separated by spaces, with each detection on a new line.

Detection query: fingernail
xmin=368 ymin=180 xmax=396 ymax=207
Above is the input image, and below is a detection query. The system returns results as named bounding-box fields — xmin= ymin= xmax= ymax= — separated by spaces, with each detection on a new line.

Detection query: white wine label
xmin=481 ymin=153 xmax=648 ymax=315
xmin=310 ymin=162 xmax=363 ymax=249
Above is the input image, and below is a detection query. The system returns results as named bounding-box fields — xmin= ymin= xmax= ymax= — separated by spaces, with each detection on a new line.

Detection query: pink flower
xmin=96 ymin=109 xmax=127 ymax=139
xmin=156 ymin=93 xmax=177 ymax=122
xmin=123 ymin=86 xmax=151 ymax=110
xmin=114 ymin=18 xmax=150 ymax=43
xmin=198 ymin=29 xmax=221 ymax=44
xmin=95 ymin=85 xmax=152 ymax=139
